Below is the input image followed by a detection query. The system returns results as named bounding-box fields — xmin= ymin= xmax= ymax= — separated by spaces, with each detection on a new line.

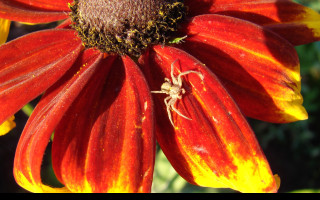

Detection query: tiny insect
xmin=168 ymin=35 xmax=187 ymax=44
xmin=151 ymin=59 xmax=204 ymax=127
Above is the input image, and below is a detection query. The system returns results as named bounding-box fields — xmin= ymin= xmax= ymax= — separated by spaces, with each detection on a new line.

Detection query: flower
xmin=0 ymin=0 xmax=319 ymax=193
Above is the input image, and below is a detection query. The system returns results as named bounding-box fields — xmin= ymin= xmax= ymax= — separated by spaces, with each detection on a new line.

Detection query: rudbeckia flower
xmin=0 ymin=0 xmax=319 ymax=193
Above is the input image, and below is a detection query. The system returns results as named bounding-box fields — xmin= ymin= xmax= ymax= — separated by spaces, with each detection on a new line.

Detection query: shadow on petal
xmin=13 ymin=49 xmax=103 ymax=193
xmin=52 ymin=55 xmax=155 ymax=193
xmin=185 ymin=0 xmax=320 ymax=45
xmin=139 ymin=45 xmax=278 ymax=193
xmin=177 ymin=14 xmax=307 ymax=123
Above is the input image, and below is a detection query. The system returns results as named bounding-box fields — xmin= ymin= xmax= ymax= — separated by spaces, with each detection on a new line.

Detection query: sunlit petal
xmin=52 ymin=56 xmax=155 ymax=192
xmin=0 ymin=18 xmax=14 ymax=136
xmin=13 ymin=49 xmax=103 ymax=193
xmin=0 ymin=29 xmax=82 ymax=125
xmin=178 ymin=14 xmax=307 ymax=123
xmin=185 ymin=0 xmax=320 ymax=45
xmin=0 ymin=0 xmax=70 ymax=23
xmin=139 ymin=45 xmax=278 ymax=193
xmin=0 ymin=18 xmax=10 ymax=44
xmin=0 ymin=115 xmax=15 ymax=136
xmin=8 ymin=0 xmax=72 ymax=10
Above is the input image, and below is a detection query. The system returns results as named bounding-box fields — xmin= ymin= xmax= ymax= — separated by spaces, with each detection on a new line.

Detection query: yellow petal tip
xmin=0 ymin=115 xmax=16 ymax=136
xmin=281 ymin=102 xmax=308 ymax=122
xmin=0 ymin=18 xmax=11 ymax=44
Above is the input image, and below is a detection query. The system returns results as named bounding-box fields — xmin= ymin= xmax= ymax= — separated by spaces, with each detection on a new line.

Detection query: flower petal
xmin=185 ymin=0 xmax=320 ymax=45
xmin=0 ymin=115 xmax=15 ymax=136
xmin=0 ymin=18 xmax=11 ymax=137
xmin=0 ymin=29 xmax=82 ymax=125
xmin=56 ymin=18 xmax=72 ymax=29
xmin=0 ymin=18 xmax=10 ymax=44
xmin=178 ymin=14 xmax=307 ymax=123
xmin=0 ymin=0 xmax=71 ymax=23
xmin=139 ymin=45 xmax=277 ymax=193
xmin=263 ymin=4 xmax=320 ymax=46
xmin=13 ymin=49 xmax=103 ymax=193
xmin=52 ymin=56 xmax=155 ymax=192
xmin=8 ymin=0 xmax=72 ymax=10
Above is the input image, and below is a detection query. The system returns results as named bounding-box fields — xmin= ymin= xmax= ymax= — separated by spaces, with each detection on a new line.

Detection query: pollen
xmin=70 ymin=0 xmax=186 ymax=57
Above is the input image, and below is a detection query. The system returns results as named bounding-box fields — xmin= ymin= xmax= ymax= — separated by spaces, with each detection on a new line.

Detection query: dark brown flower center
xmin=70 ymin=0 xmax=186 ymax=57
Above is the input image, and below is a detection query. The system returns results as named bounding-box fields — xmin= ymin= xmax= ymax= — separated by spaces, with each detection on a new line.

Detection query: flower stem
xmin=21 ymin=104 xmax=34 ymax=116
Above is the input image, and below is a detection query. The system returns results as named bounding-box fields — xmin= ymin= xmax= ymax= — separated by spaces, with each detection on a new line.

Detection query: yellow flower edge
xmin=0 ymin=115 xmax=16 ymax=136
xmin=0 ymin=18 xmax=11 ymax=44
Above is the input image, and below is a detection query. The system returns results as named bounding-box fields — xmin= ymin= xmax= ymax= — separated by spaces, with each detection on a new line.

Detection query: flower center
xmin=70 ymin=0 xmax=186 ymax=57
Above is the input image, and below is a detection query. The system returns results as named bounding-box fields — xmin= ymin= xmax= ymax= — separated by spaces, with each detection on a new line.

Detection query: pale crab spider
xmin=151 ymin=60 xmax=204 ymax=127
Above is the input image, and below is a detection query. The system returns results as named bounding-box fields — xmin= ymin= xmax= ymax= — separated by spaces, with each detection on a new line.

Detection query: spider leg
xmin=164 ymin=96 xmax=170 ymax=106
xmin=169 ymin=98 xmax=192 ymax=121
xmin=164 ymin=78 xmax=171 ymax=83
xmin=170 ymin=59 xmax=179 ymax=85
xmin=151 ymin=90 xmax=168 ymax=94
xmin=164 ymin=96 xmax=174 ymax=126
xmin=177 ymin=70 xmax=204 ymax=86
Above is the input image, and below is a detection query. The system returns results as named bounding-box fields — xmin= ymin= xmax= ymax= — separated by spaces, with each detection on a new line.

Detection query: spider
xmin=151 ymin=60 xmax=204 ymax=127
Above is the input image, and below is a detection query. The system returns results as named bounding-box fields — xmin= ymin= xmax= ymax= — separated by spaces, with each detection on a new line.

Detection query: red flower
xmin=0 ymin=0 xmax=319 ymax=193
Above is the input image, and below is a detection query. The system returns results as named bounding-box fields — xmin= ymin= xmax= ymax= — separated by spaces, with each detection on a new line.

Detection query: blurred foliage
xmin=296 ymin=0 xmax=320 ymax=11
xmin=0 ymin=0 xmax=320 ymax=193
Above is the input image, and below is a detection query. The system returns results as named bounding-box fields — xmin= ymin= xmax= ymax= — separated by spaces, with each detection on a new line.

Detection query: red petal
xmin=56 ymin=18 xmax=72 ymax=29
xmin=10 ymin=0 xmax=72 ymax=10
xmin=185 ymin=0 xmax=320 ymax=45
xmin=0 ymin=29 xmax=82 ymax=125
xmin=178 ymin=14 xmax=307 ymax=123
xmin=185 ymin=0 xmax=264 ymax=17
xmin=13 ymin=49 xmax=103 ymax=193
xmin=52 ymin=56 xmax=155 ymax=192
xmin=139 ymin=45 xmax=277 ymax=193
xmin=0 ymin=0 xmax=71 ymax=23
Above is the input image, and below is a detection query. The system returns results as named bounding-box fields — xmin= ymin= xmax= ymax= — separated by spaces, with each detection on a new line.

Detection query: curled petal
xmin=52 ymin=56 xmax=155 ymax=192
xmin=185 ymin=0 xmax=320 ymax=45
xmin=0 ymin=29 xmax=82 ymax=125
xmin=0 ymin=115 xmax=15 ymax=136
xmin=178 ymin=14 xmax=307 ymax=123
xmin=0 ymin=0 xmax=71 ymax=23
xmin=139 ymin=46 xmax=277 ymax=193
xmin=13 ymin=49 xmax=104 ymax=193
xmin=0 ymin=18 xmax=10 ymax=44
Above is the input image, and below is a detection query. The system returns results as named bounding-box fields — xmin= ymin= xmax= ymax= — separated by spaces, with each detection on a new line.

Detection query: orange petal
xmin=52 ymin=56 xmax=155 ymax=192
xmin=13 ymin=49 xmax=103 ymax=193
xmin=178 ymin=14 xmax=307 ymax=123
xmin=139 ymin=46 xmax=278 ymax=193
